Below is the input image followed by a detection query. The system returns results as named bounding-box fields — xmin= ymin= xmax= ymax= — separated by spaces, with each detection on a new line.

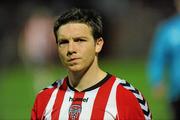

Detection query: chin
xmin=68 ymin=65 xmax=83 ymax=72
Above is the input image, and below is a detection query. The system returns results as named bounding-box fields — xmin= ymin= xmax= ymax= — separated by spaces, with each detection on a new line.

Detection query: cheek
xmin=58 ymin=52 xmax=67 ymax=66
xmin=83 ymin=46 xmax=96 ymax=59
xmin=58 ymin=49 xmax=66 ymax=60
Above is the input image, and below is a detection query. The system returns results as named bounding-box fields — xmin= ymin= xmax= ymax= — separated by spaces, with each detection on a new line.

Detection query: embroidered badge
xmin=69 ymin=104 xmax=82 ymax=120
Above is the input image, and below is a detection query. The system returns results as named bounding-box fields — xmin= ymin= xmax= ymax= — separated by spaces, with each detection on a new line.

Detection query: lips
xmin=68 ymin=58 xmax=80 ymax=62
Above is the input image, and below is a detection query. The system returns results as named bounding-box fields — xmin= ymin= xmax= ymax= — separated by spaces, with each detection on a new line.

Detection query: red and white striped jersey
xmin=31 ymin=74 xmax=152 ymax=120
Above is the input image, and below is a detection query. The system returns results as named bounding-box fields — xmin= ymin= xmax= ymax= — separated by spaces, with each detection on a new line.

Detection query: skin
xmin=56 ymin=23 xmax=106 ymax=91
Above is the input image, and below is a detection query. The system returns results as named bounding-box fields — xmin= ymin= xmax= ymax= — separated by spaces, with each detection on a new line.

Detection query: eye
xmin=74 ymin=38 xmax=86 ymax=42
xmin=58 ymin=39 xmax=69 ymax=45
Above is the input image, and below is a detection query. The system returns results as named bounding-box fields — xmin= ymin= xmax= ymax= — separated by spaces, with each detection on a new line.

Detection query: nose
xmin=67 ymin=41 xmax=76 ymax=56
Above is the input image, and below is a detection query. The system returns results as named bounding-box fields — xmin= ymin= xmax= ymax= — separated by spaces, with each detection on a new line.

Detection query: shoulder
xmin=158 ymin=15 xmax=180 ymax=32
xmin=115 ymin=77 xmax=144 ymax=102
xmin=115 ymin=77 xmax=152 ymax=119
xmin=35 ymin=79 xmax=64 ymax=101
xmin=31 ymin=79 xmax=65 ymax=119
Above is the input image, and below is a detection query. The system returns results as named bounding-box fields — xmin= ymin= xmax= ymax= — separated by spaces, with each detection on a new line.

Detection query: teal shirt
xmin=147 ymin=14 xmax=180 ymax=101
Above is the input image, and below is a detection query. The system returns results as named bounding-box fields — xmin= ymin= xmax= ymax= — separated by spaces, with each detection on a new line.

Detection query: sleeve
xmin=116 ymin=84 xmax=152 ymax=120
xmin=147 ymin=24 xmax=169 ymax=88
xmin=30 ymin=81 xmax=58 ymax=120
xmin=31 ymin=96 xmax=38 ymax=120
xmin=31 ymin=90 xmax=51 ymax=120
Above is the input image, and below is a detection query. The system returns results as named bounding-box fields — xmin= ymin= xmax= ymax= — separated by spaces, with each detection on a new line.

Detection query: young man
xmin=31 ymin=8 xmax=152 ymax=120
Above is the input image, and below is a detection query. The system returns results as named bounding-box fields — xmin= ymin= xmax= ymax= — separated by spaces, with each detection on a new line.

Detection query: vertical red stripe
xmin=32 ymin=86 xmax=57 ymax=120
xmin=31 ymin=85 xmax=57 ymax=120
xmin=68 ymin=92 xmax=85 ymax=120
xmin=90 ymin=76 xmax=116 ymax=119
xmin=51 ymin=78 xmax=68 ymax=120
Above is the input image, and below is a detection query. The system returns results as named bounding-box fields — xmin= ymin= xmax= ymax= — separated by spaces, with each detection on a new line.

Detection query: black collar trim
xmin=66 ymin=73 xmax=112 ymax=92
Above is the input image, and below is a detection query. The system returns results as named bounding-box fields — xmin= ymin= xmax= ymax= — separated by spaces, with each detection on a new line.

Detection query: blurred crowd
xmin=0 ymin=0 xmax=176 ymax=68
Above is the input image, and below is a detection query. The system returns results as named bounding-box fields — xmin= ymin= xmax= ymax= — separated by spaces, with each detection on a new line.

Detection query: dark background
xmin=0 ymin=0 xmax=177 ymax=67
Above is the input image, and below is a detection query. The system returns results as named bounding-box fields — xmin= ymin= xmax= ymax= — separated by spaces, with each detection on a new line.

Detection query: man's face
xmin=57 ymin=23 xmax=103 ymax=72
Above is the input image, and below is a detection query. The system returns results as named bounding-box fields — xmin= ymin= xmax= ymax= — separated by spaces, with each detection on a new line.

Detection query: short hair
xmin=53 ymin=8 xmax=103 ymax=43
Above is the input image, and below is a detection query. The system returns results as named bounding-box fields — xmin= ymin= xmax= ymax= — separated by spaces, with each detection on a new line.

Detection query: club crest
xmin=69 ymin=104 xmax=82 ymax=120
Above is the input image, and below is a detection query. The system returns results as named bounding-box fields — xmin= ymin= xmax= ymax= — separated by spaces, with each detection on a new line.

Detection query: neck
xmin=68 ymin=57 xmax=106 ymax=91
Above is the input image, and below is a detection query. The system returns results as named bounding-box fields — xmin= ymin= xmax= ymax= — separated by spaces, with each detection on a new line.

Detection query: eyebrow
xmin=73 ymin=36 xmax=88 ymax=40
xmin=58 ymin=36 xmax=88 ymax=41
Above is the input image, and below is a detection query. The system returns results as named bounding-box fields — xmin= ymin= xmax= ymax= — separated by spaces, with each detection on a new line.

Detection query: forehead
xmin=57 ymin=23 xmax=92 ymax=38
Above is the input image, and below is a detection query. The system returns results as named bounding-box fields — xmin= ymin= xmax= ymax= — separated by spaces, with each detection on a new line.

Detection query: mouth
xmin=68 ymin=58 xmax=80 ymax=62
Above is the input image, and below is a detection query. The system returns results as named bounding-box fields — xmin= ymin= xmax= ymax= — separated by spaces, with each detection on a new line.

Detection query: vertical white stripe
xmin=58 ymin=87 xmax=74 ymax=120
xmin=79 ymin=88 xmax=99 ymax=120
xmin=44 ymin=80 xmax=62 ymax=120
xmin=103 ymin=79 xmax=120 ymax=120
xmin=44 ymin=88 xmax=59 ymax=119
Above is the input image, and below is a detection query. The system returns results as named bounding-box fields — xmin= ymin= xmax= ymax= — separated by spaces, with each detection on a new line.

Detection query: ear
xmin=95 ymin=37 xmax=104 ymax=53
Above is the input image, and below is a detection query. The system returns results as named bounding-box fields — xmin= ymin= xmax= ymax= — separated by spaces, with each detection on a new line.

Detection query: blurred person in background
xmin=31 ymin=8 xmax=151 ymax=120
xmin=18 ymin=8 xmax=56 ymax=92
xmin=147 ymin=0 xmax=180 ymax=119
